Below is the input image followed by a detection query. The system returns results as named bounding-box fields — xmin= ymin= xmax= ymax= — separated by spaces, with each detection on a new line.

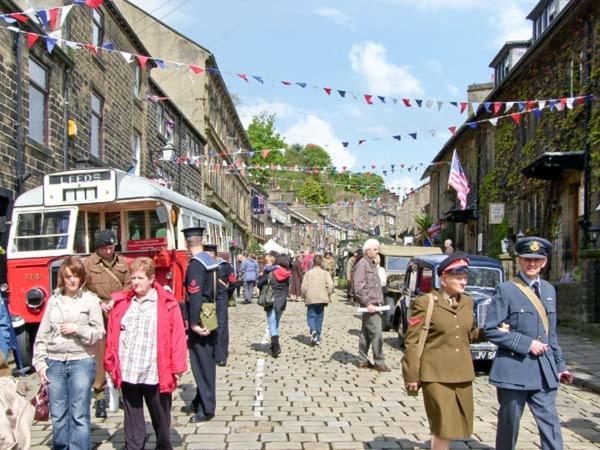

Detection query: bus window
xmin=75 ymin=211 xmax=87 ymax=254
xmin=12 ymin=210 xmax=71 ymax=252
xmin=127 ymin=211 xmax=145 ymax=241
xmin=148 ymin=210 xmax=164 ymax=238
xmin=87 ymin=211 xmax=100 ymax=251
xmin=104 ymin=212 xmax=122 ymax=251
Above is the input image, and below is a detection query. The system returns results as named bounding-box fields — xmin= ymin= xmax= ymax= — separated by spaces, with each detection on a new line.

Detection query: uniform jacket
xmin=240 ymin=258 xmax=259 ymax=282
xmin=322 ymin=257 xmax=336 ymax=278
xmin=32 ymin=289 xmax=105 ymax=372
xmin=352 ymin=257 xmax=383 ymax=307
xmin=484 ymin=273 xmax=566 ymax=390
xmin=185 ymin=254 xmax=218 ymax=329
xmin=301 ymin=266 xmax=334 ymax=305
xmin=104 ymin=282 xmax=187 ymax=393
xmin=402 ymin=290 xmax=482 ymax=384
xmin=84 ymin=253 xmax=131 ymax=302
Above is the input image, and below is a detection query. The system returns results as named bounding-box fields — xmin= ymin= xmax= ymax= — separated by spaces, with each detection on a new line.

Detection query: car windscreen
xmin=468 ymin=267 xmax=502 ymax=289
xmin=386 ymin=256 xmax=410 ymax=272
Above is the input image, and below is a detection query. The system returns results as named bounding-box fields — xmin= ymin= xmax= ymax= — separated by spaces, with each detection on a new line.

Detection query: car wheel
xmin=396 ymin=301 xmax=408 ymax=348
xmin=382 ymin=296 xmax=395 ymax=331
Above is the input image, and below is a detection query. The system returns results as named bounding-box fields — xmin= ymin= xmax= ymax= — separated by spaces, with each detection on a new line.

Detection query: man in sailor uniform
xmin=484 ymin=236 xmax=573 ymax=450
xmin=180 ymin=227 xmax=220 ymax=423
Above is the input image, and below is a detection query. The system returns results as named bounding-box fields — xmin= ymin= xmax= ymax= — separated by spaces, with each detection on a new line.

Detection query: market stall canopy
xmin=263 ymin=239 xmax=291 ymax=255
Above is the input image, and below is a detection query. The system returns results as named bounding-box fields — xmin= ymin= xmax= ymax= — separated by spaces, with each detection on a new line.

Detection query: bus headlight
xmin=26 ymin=288 xmax=46 ymax=309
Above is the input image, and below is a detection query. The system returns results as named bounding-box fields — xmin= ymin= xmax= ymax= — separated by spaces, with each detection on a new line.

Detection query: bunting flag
xmin=136 ymin=55 xmax=149 ymax=69
xmin=26 ymin=32 xmax=40 ymax=48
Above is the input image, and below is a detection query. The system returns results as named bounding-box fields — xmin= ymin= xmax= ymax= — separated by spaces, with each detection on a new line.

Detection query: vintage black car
xmin=392 ymin=254 xmax=503 ymax=361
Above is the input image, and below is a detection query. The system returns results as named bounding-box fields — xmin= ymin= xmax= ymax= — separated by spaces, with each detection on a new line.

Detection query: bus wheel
xmin=15 ymin=325 xmax=34 ymax=369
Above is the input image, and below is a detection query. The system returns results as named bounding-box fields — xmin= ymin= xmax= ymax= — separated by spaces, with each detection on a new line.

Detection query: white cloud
xmin=315 ymin=8 xmax=353 ymax=27
xmin=490 ymin=1 xmax=532 ymax=46
xmin=350 ymin=42 xmax=424 ymax=97
xmin=382 ymin=0 xmax=484 ymax=9
xmin=237 ymin=100 xmax=297 ymax=128
xmin=283 ymin=114 xmax=357 ymax=169
xmin=447 ymin=83 xmax=460 ymax=96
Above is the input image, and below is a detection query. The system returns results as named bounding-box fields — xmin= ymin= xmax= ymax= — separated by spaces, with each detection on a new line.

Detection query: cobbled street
xmin=25 ymin=290 xmax=600 ymax=450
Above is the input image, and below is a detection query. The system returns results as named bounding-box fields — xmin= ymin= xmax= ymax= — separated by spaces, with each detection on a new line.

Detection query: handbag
xmin=257 ymin=274 xmax=274 ymax=308
xmin=31 ymin=383 xmax=50 ymax=421
xmin=200 ymin=272 xmax=219 ymax=331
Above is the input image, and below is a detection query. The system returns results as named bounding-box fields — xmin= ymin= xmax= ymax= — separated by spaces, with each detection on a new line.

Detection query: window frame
xmin=92 ymin=8 xmax=104 ymax=49
xmin=132 ymin=63 xmax=142 ymax=98
xmin=90 ymin=91 xmax=104 ymax=158
xmin=27 ymin=57 xmax=49 ymax=145
xmin=132 ymin=129 xmax=141 ymax=176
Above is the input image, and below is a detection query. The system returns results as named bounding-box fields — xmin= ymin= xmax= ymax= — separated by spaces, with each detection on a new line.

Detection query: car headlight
xmin=26 ymin=288 xmax=46 ymax=309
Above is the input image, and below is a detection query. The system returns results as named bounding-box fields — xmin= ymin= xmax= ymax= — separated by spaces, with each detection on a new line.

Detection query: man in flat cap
xmin=84 ymin=229 xmax=131 ymax=418
xmin=484 ymin=236 xmax=572 ymax=450
xmin=181 ymin=228 xmax=219 ymax=423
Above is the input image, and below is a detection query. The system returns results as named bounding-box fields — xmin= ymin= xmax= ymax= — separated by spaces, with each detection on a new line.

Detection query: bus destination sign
xmin=48 ymin=171 xmax=112 ymax=185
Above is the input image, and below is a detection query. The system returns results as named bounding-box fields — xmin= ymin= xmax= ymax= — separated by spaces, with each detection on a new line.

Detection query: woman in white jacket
xmin=33 ymin=256 xmax=105 ymax=450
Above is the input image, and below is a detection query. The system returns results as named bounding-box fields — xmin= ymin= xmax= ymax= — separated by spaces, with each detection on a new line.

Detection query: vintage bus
xmin=6 ymin=168 xmax=227 ymax=366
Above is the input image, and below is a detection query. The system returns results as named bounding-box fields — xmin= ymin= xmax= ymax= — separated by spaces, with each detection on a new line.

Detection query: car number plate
xmin=472 ymin=351 xmax=496 ymax=360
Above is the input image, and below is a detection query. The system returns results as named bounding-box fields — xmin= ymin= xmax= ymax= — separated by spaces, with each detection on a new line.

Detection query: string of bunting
xmin=0 ymin=13 xmax=590 ymax=112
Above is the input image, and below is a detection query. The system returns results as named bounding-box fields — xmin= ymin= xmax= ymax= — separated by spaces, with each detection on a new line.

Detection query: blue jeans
xmin=307 ymin=304 xmax=325 ymax=340
xmin=266 ymin=307 xmax=283 ymax=337
xmin=47 ymin=357 xmax=96 ymax=450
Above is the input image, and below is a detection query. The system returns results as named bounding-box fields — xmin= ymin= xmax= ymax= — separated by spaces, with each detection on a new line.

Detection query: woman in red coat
xmin=105 ymin=257 xmax=187 ymax=450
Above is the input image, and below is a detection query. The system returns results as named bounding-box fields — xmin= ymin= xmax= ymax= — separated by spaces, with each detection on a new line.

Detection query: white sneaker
xmin=106 ymin=378 xmax=120 ymax=413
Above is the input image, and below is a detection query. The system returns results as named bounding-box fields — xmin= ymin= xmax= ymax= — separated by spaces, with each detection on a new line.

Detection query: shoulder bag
xmin=257 ymin=273 xmax=275 ymax=308
xmin=200 ymin=272 xmax=219 ymax=331
xmin=411 ymin=293 xmax=435 ymax=394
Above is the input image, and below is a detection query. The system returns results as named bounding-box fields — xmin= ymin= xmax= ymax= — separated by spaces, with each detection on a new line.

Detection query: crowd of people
xmin=1 ymin=229 xmax=574 ymax=450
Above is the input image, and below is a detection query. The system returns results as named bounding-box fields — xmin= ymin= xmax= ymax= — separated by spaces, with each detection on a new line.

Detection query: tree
xmin=298 ymin=178 xmax=330 ymax=205
xmin=246 ymin=112 xmax=287 ymax=188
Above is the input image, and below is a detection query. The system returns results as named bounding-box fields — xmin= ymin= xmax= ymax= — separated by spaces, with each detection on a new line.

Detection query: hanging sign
xmin=489 ymin=203 xmax=505 ymax=225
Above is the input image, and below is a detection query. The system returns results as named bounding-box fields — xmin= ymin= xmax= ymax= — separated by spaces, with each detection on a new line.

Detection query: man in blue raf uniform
xmin=180 ymin=227 xmax=220 ymax=423
xmin=203 ymin=244 xmax=232 ymax=367
xmin=484 ymin=236 xmax=573 ymax=450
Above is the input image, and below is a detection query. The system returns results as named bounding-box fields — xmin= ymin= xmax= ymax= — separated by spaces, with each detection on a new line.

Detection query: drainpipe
xmin=14 ymin=33 xmax=26 ymax=195
xmin=581 ymin=18 xmax=592 ymax=247
xmin=62 ymin=68 xmax=71 ymax=170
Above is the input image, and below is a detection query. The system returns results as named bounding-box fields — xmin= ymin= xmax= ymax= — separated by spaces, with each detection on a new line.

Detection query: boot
xmin=271 ymin=335 xmax=281 ymax=358
xmin=95 ymin=399 xmax=107 ymax=418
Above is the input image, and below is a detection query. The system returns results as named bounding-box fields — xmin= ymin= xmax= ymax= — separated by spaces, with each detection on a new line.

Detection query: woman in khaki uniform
xmin=402 ymin=253 xmax=483 ymax=450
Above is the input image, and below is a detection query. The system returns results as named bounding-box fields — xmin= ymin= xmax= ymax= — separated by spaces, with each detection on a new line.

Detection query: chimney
xmin=467 ymin=82 xmax=494 ymax=115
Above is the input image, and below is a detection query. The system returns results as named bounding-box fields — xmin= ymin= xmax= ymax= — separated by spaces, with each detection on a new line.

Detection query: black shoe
xmin=190 ymin=412 xmax=214 ymax=423
xmin=271 ymin=335 xmax=281 ymax=358
xmin=180 ymin=404 xmax=196 ymax=415
xmin=216 ymin=361 xmax=227 ymax=367
xmin=95 ymin=399 xmax=107 ymax=419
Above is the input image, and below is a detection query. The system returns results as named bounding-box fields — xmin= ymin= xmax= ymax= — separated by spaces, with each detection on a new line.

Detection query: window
xmin=12 ymin=210 xmax=71 ymax=252
xmin=92 ymin=9 xmax=104 ymax=48
xmin=91 ymin=92 xmax=104 ymax=158
xmin=28 ymin=58 xmax=48 ymax=144
xmin=157 ymin=104 xmax=174 ymax=140
xmin=132 ymin=64 xmax=142 ymax=97
xmin=132 ymin=130 xmax=141 ymax=176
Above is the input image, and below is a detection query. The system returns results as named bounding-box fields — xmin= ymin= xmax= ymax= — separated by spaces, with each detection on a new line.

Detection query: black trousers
xmin=215 ymin=294 xmax=229 ymax=362
xmin=121 ymin=382 xmax=172 ymax=450
xmin=188 ymin=333 xmax=216 ymax=415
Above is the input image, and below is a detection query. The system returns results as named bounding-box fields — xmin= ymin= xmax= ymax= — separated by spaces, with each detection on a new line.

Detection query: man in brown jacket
xmin=84 ymin=229 xmax=131 ymax=418
xmin=353 ymin=239 xmax=390 ymax=372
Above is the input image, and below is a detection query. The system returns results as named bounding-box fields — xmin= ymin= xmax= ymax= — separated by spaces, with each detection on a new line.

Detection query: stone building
xmin=426 ymin=0 xmax=600 ymax=324
xmin=114 ymin=0 xmax=252 ymax=249
xmin=396 ymin=183 xmax=431 ymax=238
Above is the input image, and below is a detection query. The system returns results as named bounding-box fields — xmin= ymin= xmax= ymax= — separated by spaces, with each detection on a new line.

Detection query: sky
xmin=129 ymin=0 xmax=539 ymax=196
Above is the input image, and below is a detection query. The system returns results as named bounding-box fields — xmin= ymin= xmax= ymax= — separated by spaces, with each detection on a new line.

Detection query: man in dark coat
xmin=181 ymin=228 xmax=219 ymax=423
xmin=484 ymin=236 xmax=573 ymax=450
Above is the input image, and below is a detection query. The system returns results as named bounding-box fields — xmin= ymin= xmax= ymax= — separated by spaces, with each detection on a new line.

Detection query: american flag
xmin=448 ymin=149 xmax=470 ymax=210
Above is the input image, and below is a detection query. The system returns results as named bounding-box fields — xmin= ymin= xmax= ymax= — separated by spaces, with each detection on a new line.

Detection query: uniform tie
xmin=532 ymin=281 xmax=541 ymax=299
